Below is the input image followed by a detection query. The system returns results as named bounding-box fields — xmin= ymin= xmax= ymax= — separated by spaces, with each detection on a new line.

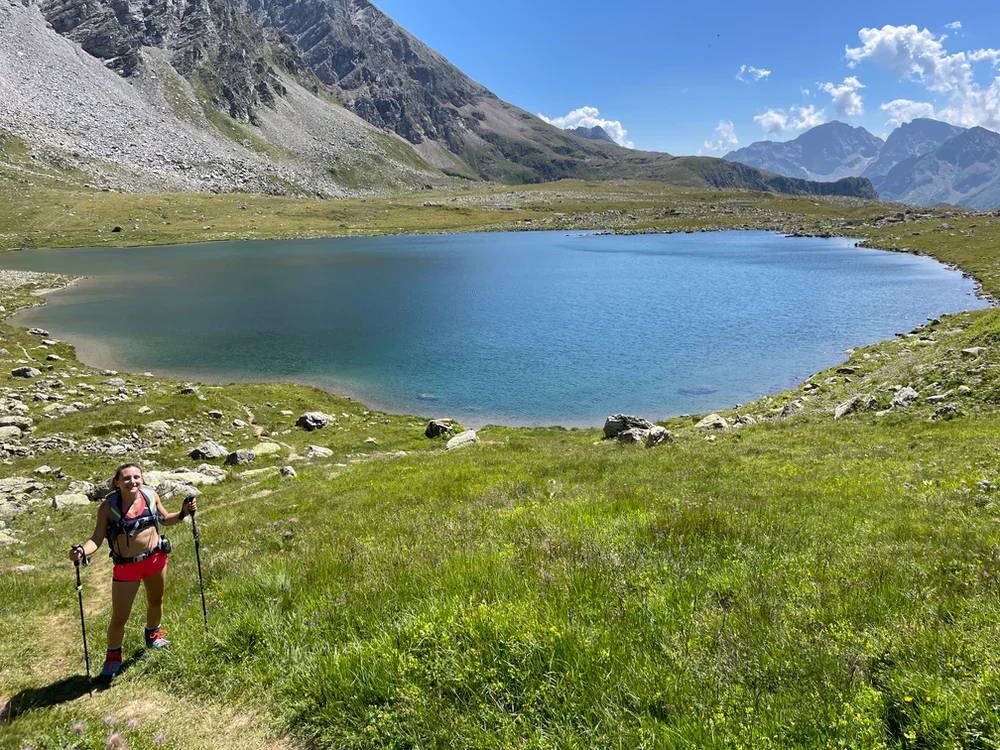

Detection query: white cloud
xmin=880 ymin=99 xmax=938 ymax=127
xmin=818 ymin=76 xmax=865 ymax=117
xmin=846 ymin=24 xmax=1000 ymax=130
xmin=801 ymin=87 xmax=811 ymax=97
xmin=753 ymin=105 xmax=827 ymax=136
xmin=702 ymin=120 xmax=739 ymax=153
xmin=538 ymin=106 xmax=635 ymax=148
xmin=737 ymin=65 xmax=771 ymax=83
xmin=945 ymin=21 xmax=962 ymax=30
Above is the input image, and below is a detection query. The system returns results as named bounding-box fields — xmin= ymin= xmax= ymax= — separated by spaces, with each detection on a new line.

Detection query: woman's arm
xmin=159 ymin=493 xmax=196 ymax=527
xmin=70 ymin=502 xmax=109 ymax=560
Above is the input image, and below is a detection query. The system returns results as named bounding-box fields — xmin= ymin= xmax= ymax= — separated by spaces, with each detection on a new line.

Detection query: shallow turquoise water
xmin=0 ymin=231 xmax=987 ymax=427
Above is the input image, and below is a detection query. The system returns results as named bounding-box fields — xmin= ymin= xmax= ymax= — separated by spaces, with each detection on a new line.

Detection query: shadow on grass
xmin=0 ymin=649 xmax=144 ymax=722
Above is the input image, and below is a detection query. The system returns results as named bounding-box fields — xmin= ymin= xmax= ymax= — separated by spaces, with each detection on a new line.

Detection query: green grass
xmin=3 ymin=181 xmax=1000 ymax=747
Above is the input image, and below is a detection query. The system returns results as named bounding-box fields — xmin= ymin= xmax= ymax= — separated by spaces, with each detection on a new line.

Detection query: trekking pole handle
xmin=71 ymin=544 xmax=89 ymax=569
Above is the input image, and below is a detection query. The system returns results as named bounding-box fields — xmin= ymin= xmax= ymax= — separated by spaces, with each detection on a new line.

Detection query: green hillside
xmin=2 ymin=182 xmax=1000 ymax=748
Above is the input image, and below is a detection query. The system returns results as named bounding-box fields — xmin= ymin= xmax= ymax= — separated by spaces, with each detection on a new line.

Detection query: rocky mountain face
xmin=877 ymin=127 xmax=1000 ymax=210
xmin=568 ymin=125 xmax=615 ymax=143
xmin=724 ymin=122 xmax=884 ymax=182
xmin=726 ymin=118 xmax=1000 ymax=208
xmin=862 ymin=118 xmax=967 ymax=191
xmin=1 ymin=0 xmax=877 ymax=199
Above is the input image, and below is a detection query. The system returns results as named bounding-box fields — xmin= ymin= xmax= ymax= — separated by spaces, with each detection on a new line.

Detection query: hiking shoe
xmin=100 ymin=651 xmax=122 ymax=679
xmin=144 ymin=627 xmax=170 ymax=649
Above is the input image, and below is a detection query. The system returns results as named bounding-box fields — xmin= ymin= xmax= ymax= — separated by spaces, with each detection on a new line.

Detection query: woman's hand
xmin=69 ymin=544 xmax=86 ymax=562
xmin=183 ymin=496 xmax=198 ymax=517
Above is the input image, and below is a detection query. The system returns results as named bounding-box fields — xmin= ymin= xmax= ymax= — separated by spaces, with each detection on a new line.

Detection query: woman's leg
xmin=142 ymin=563 xmax=167 ymax=630
xmin=108 ymin=579 xmax=142 ymax=648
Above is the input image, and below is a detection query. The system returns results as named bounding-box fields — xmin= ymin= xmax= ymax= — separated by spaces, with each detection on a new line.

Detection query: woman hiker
xmin=69 ymin=463 xmax=196 ymax=678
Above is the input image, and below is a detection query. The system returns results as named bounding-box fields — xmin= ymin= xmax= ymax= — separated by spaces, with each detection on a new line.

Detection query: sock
xmin=106 ymin=646 xmax=122 ymax=659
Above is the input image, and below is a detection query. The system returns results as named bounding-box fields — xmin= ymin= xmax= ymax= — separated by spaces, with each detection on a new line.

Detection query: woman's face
xmin=115 ymin=466 xmax=143 ymax=495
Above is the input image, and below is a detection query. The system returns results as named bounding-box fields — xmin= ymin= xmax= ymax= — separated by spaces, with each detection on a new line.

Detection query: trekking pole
xmin=187 ymin=498 xmax=208 ymax=629
xmin=72 ymin=545 xmax=93 ymax=697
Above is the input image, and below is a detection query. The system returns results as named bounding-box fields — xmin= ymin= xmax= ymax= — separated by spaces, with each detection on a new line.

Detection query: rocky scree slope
xmin=862 ymin=118 xmax=967 ymax=190
xmin=0 ymin=0 xmax=443 ymax=195
xmin=2 ymin=0 xmax=875 ymax=198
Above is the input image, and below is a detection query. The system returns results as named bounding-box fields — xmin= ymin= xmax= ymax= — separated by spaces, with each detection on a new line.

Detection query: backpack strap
xmin=139 ymin=486 xmax=160 ymax=531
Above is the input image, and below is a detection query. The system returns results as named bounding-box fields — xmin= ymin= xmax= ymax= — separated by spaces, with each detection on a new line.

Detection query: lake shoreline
xmin=1 ymin=226 xmax=993 ymax=430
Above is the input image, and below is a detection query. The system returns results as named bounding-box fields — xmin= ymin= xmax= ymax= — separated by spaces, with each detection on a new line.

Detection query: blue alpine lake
xmin=0 ymin=231 xmax=988 ymax=427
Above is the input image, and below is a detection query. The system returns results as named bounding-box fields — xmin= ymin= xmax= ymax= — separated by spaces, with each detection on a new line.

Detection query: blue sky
xmin=373 ymin=0 xmax=1000 ymax=155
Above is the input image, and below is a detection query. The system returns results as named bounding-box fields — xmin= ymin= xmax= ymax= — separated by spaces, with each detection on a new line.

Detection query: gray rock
xmin=695 ymin=414 xmax=729 ymax=430
xmin=11 ymin=367 xmax=41 ymax=379
xmin=957 ymin=385 xmax=973 ymax=396
xmin=446 ymin=430 xmax=478 ymax=451
xmin=179 ymin=385 xmax=199 ymax=395
xmin=932 ymin=403 xmax=960 ymax=419
xmin=296 ymin=412 xmax=335 ymax=431
xmin=0 ymin=529 xmax=22 ymax=546
xmin=926 ymin=392 xmax=952 ymax=404
xmin=137 ymin=406 xmax=153 ymax=415
xmin=144 ymin=469 xmax=225 ymax=489
xmin=142 ymin=420 xmax=171 ymax=436
xmin=52 ymin=493 xmax=90 ymax=509
xmin=189 ymin=440 xmax=228 ymax=460
xmin=0 ymin=426 xmax=22 ymax=441
xmin=155 ymin=481 xmax=200 ymax=500
xmin=27 ymin=328 xmax=49 ymax=336
xmin=835 ymin=397 xmax=860 ymax=420
xmin=225 ymin=449 xmax=256 ymax=465
xmin=892 ymin=387 xmax=919 ymax=408
xmin=46 ymin=354 xmax=63 ymax=361
xmin=425 ymin=419 xmax=455 ymax=438
xmin=103 ymin=377 xmax=127 ymax=386
xmin=603 ymin=414 xmax=655 ymax=439
xmin=646 ymin=426 xmax=673 ymax=447
xmin=68 ymin=480 xmax=101 ymax=501
xmin=280 ymin=466 xmax=297 ymax=477
xmin=614 ymin=428 xmax=648 ymax=445
xmin=306 ymin=445 xmax=334 ymax=458
xmin=208 ymin=410 xmax=224 ymax=419
xmin=0 ymin=416 xmax=32 ymax=431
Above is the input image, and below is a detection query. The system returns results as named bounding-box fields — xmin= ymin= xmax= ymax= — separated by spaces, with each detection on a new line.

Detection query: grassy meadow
xmin=2 ymin=178 xmax=1000 ymax=748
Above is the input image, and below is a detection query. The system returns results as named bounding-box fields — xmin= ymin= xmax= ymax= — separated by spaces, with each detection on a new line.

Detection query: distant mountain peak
xmin=568 ymin=125 xmax=615 ymax=143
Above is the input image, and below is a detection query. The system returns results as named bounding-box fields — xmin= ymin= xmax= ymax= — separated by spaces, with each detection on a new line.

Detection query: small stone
xmin=891 ymin=387 xmax=919 ymax=408
xmin=280 ymin=466 xmax=296 ymax=477
xmin=962 ymin=347 xmax=987 ymax=358
xmin=695 ymin=414 xmax=729 ymax=430
xmin=46 ymin=354 xmax=62 ymax=361
xmin=27 ymin=328 xmax=49 ymax=336
xmin=189 ymin=440 xmax=228 ymax=460
xmin=646 ymin=426 xmax=673 ymax=447
xmin=208 ymin=410 xmax=224 ymax=419
xmin=137 ymin=406 xmax=153 ymax=415
xmin=365 ymin=437 xmax=378 ymax=445
xmin=306 ymin=445 xmax=334 ymax=458
xmin=142 ymin=420 xmax=171 ymax=436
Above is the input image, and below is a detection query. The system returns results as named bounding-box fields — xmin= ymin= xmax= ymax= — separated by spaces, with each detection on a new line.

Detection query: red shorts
xmin=112 ymin=550 xmax=168 ymax=582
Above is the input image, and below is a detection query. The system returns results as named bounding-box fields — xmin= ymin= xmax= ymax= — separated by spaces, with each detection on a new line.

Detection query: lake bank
xmin=0 ymin=230 xmax=987 ymax=429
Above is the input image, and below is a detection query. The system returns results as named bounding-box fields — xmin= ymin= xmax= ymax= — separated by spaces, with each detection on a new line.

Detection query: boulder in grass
xmin=891 ymin=387 xmax=919 ymax=408
xmin=0 ymin=426 xmax=22 ymax=442
xmin=296 ymin=412 xmax=335 ymax=431
xmin=189 ymin=440 xmax=228 ymax=460
xmin=306 ymin=445 xmax=334 ymax=458
xmin=0 ymin=416 xmax=32 ymax=432
xmin=962 ymin=347 xmax=987 ymax=358
xmin=225 ymin=449 xmax=256 ymax=465
xmin=52 ymin=493 xmax=90 ymax=510
xmin=446 ymin=430 xmax=478 ymax=451
xmin=11 ymin=367 xmax=41 ymax=379
xmin=27 ymin=328 xmax=49 ymax=336
xmin=616 ymin=428 xmax=650 ymax=445
xmin=280 ymin=466 xmax=297 ymax=478
xmin=425 ymin=419 xmax=455 ymax=438
xmin=695 ymin=414 xmax=729 ymax=431
xmin=603 ymin=414 xmax=654 ymax=439
xmin=646 ymin=426 xmax=673 ymax=447
xmin=251 ymin=442 xmax=282 ymax=457
xmin=142 ymin=420 xmax=171 ymax=436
